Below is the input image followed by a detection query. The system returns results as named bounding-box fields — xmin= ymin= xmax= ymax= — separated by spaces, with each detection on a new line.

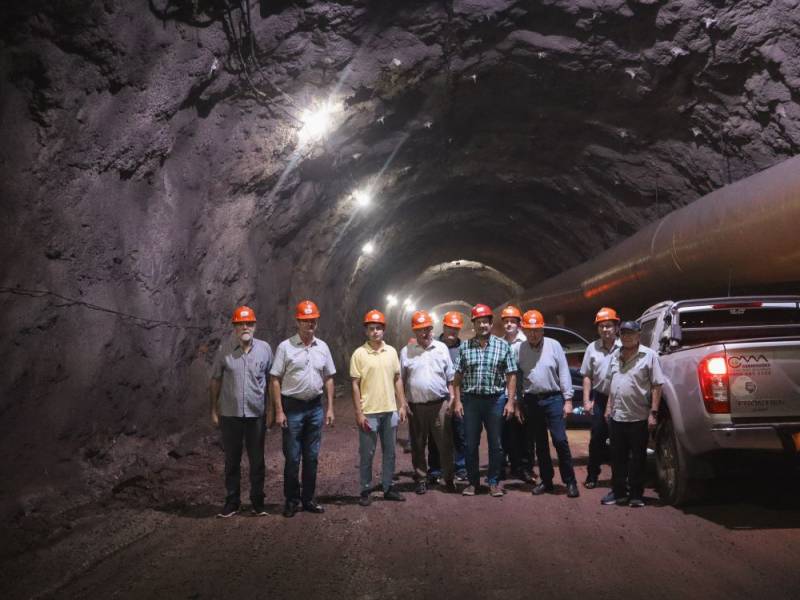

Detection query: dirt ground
xmin=3 ymin=392 xmax=800 ymax=600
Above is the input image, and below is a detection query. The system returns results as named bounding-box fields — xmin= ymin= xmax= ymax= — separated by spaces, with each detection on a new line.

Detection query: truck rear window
xmin=678 ymin=307 xmax=800 ymax=328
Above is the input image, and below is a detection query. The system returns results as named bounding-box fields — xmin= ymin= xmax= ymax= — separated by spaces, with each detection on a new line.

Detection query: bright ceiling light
xmin=403 ymin=297 xmax=412 ymax=307
xmin=431 ymin=312 xmax=438 ymax=322
xmin=298 ymin=100 xmax=337 ymax=144
xmin=353 ymin=188 xmax=372 ymax=208
xmin=362 ymin=241 xmax=375 ymax=255
xmin=387 ymin=296 xmax=398 ymax=307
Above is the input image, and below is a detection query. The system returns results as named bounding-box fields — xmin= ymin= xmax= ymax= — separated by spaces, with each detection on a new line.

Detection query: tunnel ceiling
xmin=1 ymin=0 xmax=799 ymax=491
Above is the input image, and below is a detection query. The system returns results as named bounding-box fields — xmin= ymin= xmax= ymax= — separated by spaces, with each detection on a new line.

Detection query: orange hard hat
xmin=500 ymin=305 xmax=522 ymax=320
xmin=471 ymin=304 xmax=493 ymax=320
xmin=442 ymin=311 xmax=464 ymax=329
xmin=232 ymin=305 xmax=257 ymax=323
xmin=521 ymin=309 xmax=545 ymax=329
xmin=595 ymin=307 xmax=620 ymax=323
xmin=411 ymin=310 xmax=433 ymax=330
xmin=296 ymin=300 xmax=320 ymax=320
xmin=363 ymin=309 xmax=386 ymax=325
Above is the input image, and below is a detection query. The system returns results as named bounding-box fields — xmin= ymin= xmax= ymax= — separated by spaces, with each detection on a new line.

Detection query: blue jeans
xmin=587 ymin=392 xmax=610 ymax=481
xmin=358 ymin=411 xmax=398 ymax=493
xmin=523 ymin=393 xmax=576 ymax=485
xmin=281 ymin=396 xmax=324 ymax=506
xmin=462 ymin=393 xmax=505 ymax=486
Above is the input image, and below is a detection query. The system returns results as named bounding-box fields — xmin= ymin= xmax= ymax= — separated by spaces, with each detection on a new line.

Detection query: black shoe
xmin=455 ymin=470 xmax=468 ymax=482
xmin=443 ymin=480 xmax=457 ymax=493
xmin=601 ymin=492 xmax=629 ymax=506
xmin=629 ymin=498 xmax=645 ymax=508
xmin=532 ymin=482 xmax=554 ymax=496
xmin=427 ymin=474 xmax=440 ymax=485
xmin=283 ymin=503 xmax=299 ymax=518
xmin=384 ymin=488 xmax=406 ymax=502
xmin=519 ymin=470 xmax=536 ymax=484
xmin=583 ymin=478 xmax=598 ymax=489
xmin=415 ymin=480 xmax=427 ymax=495
xmin=567 ymin=482 xmax=580 ymax=498
xmin=358 ymin=492 xmax=372 ymax=507
xmin=303 ymin=501 xmax=325 ymax=514
xmin=217 ymin=503 xmax=240 ymax=518
xmin=251 ymin=503 xmax=268 ymax=516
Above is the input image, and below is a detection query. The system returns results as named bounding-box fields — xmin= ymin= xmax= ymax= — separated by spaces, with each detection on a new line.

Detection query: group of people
xmin=209 ymin=299 xmax=664 ymax=518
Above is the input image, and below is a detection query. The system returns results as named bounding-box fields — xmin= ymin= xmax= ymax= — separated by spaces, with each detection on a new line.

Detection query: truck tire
xmin=655 ymin=417 xmax=696 ymax=506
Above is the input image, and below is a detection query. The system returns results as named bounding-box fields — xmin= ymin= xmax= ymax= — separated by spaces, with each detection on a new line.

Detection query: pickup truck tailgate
xmin=726 ymin=339 xmax=800 ymax=421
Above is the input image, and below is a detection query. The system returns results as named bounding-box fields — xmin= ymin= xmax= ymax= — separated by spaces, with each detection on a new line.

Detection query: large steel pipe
xmin=505 ymin=155 xmax=800 ymax=325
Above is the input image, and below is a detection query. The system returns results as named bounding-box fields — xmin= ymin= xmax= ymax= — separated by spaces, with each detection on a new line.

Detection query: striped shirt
xmin=456 ymin=335 xmax=517 ymax=395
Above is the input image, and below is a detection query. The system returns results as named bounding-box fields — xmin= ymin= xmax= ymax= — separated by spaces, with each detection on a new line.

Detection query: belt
xmin=462 ymin=391 xmax=502 ymax=398
xmin=410 ymin=396 xmax=448 ymax=405
xmin=281 ymin=394 xmax=322 ymax=407
xmin=524 ymin=391 xmax=561 ymax=400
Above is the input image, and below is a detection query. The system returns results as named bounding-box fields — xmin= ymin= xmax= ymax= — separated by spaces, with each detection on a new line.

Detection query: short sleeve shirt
xmin=456 ymin=335 xmax=517 ymax=395
xmin=350 ymin=342 xmax=401 ymax=414
xmin=516 ymin=337 xmax=573 ymax=399
xmin=400 ymin=340 xmax=454 ymax=403
xmin=579 ymin=338 xmax=621 ymax=393
xmin=211 ymin=338 xmax=273 ymax=417
xmin=606 ymin=345 xmax=666 ymax=422
xmin=270 ymin=334 xmax=336 ymax=401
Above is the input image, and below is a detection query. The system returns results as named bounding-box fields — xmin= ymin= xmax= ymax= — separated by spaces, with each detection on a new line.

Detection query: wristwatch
xmin=650 ymin=410 xmax=658 ymax=417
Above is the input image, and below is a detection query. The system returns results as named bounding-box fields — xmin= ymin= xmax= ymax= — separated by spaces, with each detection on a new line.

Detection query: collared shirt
xmin=270 ymin=334 xmax=336 ymax=401
xmin=350 ymin=341 xmax=401 ymax=415
xmin=517 ymin=337 xmax=573 ymax=399
xmin=579 ymin=338 xmax=621 ymax=393
xmin=438 ymin=334 xmax=462 ymax=365
xmin=503 ymin=330 xmax=527 ymax=355
xmin=400 ymin=339 xmax=454 ymax=403
xmin=211 ymin=338 xmax=273 ymax=417
xmin=456 ymin=335 xmax=517 ymax=395
xmin=605 ymin=345 xmax=666 ymax=422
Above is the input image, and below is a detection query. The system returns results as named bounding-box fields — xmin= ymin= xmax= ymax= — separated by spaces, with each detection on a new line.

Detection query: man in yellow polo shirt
xmin=350 ymin=309 xmax=409 ymax=506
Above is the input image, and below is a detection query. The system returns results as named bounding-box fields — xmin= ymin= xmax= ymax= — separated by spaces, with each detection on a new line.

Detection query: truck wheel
xmin=655 ymin=418 xmax=695 ymax=506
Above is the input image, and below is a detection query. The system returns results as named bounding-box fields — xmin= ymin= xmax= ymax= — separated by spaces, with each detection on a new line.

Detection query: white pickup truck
xmin=636 ymin=296 xmax=800 ymax=505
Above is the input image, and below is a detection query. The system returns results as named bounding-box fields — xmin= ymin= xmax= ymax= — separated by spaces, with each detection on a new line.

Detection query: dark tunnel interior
xmin=1 ymin=0 xmax=800 ymax=534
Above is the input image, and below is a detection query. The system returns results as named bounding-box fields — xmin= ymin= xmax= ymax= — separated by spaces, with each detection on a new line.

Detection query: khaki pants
xmin=409 ymin=399 xmax=454 ymax=483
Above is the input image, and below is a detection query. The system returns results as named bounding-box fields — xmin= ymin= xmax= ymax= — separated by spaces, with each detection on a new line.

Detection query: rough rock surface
xmin=1 ymin=1 xmax=799 ymax=515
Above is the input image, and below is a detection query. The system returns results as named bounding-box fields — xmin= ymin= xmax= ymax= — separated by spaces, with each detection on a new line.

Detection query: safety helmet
xmin=363 ymin=309 xmax=386 ymax=325
xmin=594 ymin=307 xmax=620 ymax=324
xmin=232 ymin=305 xmax=257 ymax=323
xmin=442 ymin=311 xmax=464 ymax=329
xmin=296 ymin=300 xmax=320 ymax=320
xmin=521 ymin=309 xmax=545 ymax=329
xmin=500 ymin=305 xmax=522 ymax=321
xmin=411 ymin=310 xmax=434 ymax=330
xmin=471 ymin=304 xmax=493 ymax=320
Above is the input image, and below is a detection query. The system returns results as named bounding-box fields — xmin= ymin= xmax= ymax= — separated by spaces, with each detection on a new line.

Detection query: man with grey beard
xmin=210 ymin=305 xmax=273 ymax=518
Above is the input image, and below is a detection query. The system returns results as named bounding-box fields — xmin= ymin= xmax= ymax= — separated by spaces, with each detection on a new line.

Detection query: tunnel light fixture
xmin=403 ymin=297 xmax=412 ymax=307
xmin=352 ymin=188 xmax=372 ymax=208
xmin=298 ymin=99 xmax=338 ymax=144
xmin=386 ymin=294 xmax=398 ymax=307
xmin=431 ymin=312 xmax=438 ymax=322
xmin=362 ymin=241 xmax=375 ymax=255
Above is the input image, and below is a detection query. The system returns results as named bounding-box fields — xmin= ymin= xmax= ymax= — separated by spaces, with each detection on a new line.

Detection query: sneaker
xmin=601 ymin=492 xmax=629 ymax=506
xmin=383 ymin=488 xmax=406 ymax=502
xmin=455 ymin=470 xmax=468 ymax=482
xmin=251 ymin=503 xmax=268 ymax=516
xmin=358 ymin=492 xmax=372 ymax=507
xmin=217 ymin=503 xmax=240 ymax=518
xmin=532 ymin=482 xmax=554 ymax=496
xmin=489 ymin=484 xmax=504 ymax=497
xmin=462 ymin=485 xmax=476 ymax=496
xmin=415 ymin=480 xmax=428 ymax=495
xmin=629 ymin=498 xmax=645 ymax=508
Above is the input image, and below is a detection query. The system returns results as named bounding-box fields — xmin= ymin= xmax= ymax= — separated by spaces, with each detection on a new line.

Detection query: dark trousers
xmin=281 ymin=396 xmax=324 ymax=506
xmin=610 ymin=419 xmax=649 ymax=499
xmin=221 ymin=416 xmax=266 ymax=506
xmin=462 ymin=392 xmax=506 ymax=486
xmin=587 ymin=392 xmax=610 ymax=481
xmin=502 ymin=397 xmax=533 ymax=474
xmin=523 ymin=393 xmax=576 ymax=485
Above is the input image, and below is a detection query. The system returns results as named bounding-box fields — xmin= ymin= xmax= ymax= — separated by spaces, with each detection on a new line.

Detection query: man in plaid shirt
xmin=451 ymin=304 xmax=518 ymax=497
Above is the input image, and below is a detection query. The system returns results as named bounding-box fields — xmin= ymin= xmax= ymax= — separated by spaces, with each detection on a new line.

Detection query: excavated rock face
xmin=1 ymin=0 xmax=799 ymax=506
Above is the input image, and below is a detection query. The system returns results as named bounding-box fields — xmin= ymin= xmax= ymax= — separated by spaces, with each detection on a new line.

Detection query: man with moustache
xmin=271 ymin=300 xmax=336 ymax=518
xmin=452 ymin=304 xmax=518 ymax=497
xmin=350 ymin=309 xmax=409 ymax=506
xmin=210 ymin=305 xmax=273 ymax=518
xmin=580 ymin=307 xmax=621 ymax=489
xmin=401 ymin=310 xmax=457 ymax=495
xmin=518 ymin=310 xmax=580 ymax=499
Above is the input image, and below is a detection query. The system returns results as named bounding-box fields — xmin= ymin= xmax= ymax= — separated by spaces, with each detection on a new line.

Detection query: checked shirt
xmin=456 ymin=335 xmax=517 ymax=395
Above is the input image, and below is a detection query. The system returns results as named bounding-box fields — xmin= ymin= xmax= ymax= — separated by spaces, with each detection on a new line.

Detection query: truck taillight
xmin=698 ymin=354 xmax=730 ymax=414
